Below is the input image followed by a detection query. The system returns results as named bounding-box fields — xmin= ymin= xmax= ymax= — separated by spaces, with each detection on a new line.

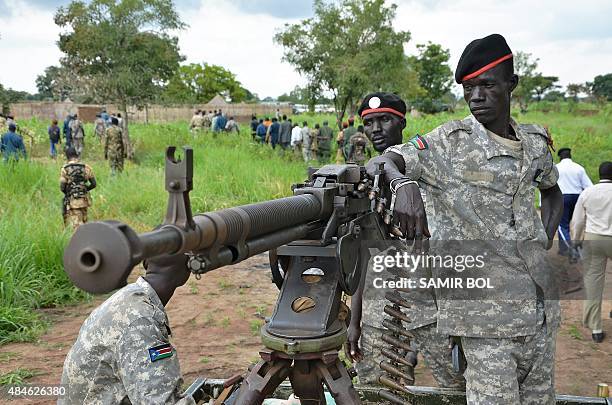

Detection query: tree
xmin=590 ymin=73 xmax=612 ymax=101
xmin=566 ymin=83 xmax=587 ymax=102
xmin=542 ymin=90 xmax=565 ymax=102
xmin=162 ymin=63 xmax=252 ymax=104
xmin=54 ymin=0 xmax=186 ymax=158
xmin=512 ymin=52 xmax=559 ymax=111
xmin=275 ymin=0 xmax=415 ymax=128
xmin=531 ymin=75 xmax=559 ymax=102
xmin=35 ymin=66 xmax=75 ymax=101
xmin=409 ymin=42 xmax=452 ymax=113
xmin=512 ymin=51 xmax=559 ymax=112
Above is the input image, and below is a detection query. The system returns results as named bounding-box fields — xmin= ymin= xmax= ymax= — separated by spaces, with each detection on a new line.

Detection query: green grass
xmin=0 ymin=368 xmax=38 ymax=385
xmin=1 ymin=102 xmax=610 ymax=345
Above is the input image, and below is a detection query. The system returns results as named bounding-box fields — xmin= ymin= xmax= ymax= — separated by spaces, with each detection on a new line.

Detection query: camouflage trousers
xmin=64 ymin=208 xmax=88 ymax=230
xmin=109 ymin=155 xmax=124 ymax=175
xmin=355 ymin=323 xmax=465 ymax=388
xmin=460 ymin=319 xmax=557 ymax=405
xmin=72 ymin=137 xmax=84 ymax=157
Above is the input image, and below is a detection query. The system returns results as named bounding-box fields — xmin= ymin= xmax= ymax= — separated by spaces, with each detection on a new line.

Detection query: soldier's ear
xmin=509 ymin=74 xmax=519 ymax=93
xmin=400 ymin=118 xmax=407 ymax=129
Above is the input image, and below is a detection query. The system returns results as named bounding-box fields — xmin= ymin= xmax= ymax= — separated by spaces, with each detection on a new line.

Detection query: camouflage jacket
xmin=317 ymin=126 xmax=333 ymax=151
xmin=59 ymin=277 xmax=194 ymax=405
xmin=385 ymin=115 xmax=560 ymax=338
xmin=348 ymin=133 xmax=371 ymax=165
xmin=60 ymin=159 xmax=95 ymax=209
xmin=105 ymin=125 xmax=124 ymax=158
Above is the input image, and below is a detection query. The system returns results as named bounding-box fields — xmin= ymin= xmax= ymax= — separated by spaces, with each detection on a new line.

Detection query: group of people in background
xmin=0 ymin=113 xmax=29 ymax=162
xmin=189 ymin=109 xmax=239 ymax=134
xmin=555 ymin=148 xmax=612 ymax=343
xmin=250 ymin=114 xmax=373 ymax=165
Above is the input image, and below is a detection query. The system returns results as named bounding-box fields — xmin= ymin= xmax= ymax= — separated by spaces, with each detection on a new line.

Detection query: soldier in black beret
xmin=348 ymin=92 xmax=467 ymax=390
xmin=365 ymin=34 xmax=564 ymax=404
xmin=357 ymin=92 xmax=407 ymax=152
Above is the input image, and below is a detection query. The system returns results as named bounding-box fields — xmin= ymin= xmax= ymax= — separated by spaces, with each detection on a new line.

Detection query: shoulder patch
xmin=518 ymin=123 xmax=555 ymax=152
xmin=408 ymin=134 xmax=428 ymax=150
xmin=148 ymin=343 xmax=174 ymax=362
xmin=440 ymin=119 xmax=472 ymax=136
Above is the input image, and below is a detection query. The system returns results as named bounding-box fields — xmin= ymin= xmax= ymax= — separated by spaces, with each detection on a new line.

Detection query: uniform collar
xmin=136 ymin=277 xmax=166 ymax=313
xmin=468 ymin=115 xmax=523 ymax=160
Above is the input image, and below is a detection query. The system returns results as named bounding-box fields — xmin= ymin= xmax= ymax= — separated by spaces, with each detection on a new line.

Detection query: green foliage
xmin=512 ymin=51 xmax=559 ymax=112
xmin=54 ymin=0 xmax=186 ymax=108
xmin=590 ymin=73 xmax=612 ymax=101
xmin=162 ymin=63 xmax=252 ymax=104
xmin=409 ymin=42 xmax=452 ymax=113
xmin=275 ymin=0 xmax=415 ymax=128
xmin=1 ymin=106 xmax=609 ymax=345
xmin=35 ymin=66 xmax=74 ymax=102
xmin=0 ymin=84 xmax=39 ymax=113
xmin=0 ymin=368 xmax=38 ymax=385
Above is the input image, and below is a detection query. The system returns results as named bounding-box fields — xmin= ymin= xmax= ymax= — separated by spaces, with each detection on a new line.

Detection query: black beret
xmin=455 ymin=34 xmax=513 ymax=84
xmin=358 ymin=92 xmax=407 ymax=119
xmin=557 ymin=147 xmax=571 ymax=156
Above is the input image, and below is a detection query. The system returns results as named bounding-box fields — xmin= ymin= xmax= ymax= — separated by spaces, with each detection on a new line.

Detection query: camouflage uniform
xmin=385 ymin=115 xmax=560 ymax=404
xmin=317 ymin=125 xmax=333 ymax=162
xmin=0 ymin=116 xmax=6 ymax=135
xmin=59 ymin=277 xmax=194 ymax=405
xmin=60 ymin=159 xmax=95 ymax=230
xmin=347 ymin=132 xmax=372 ymax=165
xmin=356 ymin=247 xmax=465 ymax=389
xmin=189 ymin=114 xmax=205 ymax=134
xmin=94 ymin=117 xmax=106 ymax=142
xmin=105 ymin=124 xmax=125 ymax=174
xmin=70 ymin=119 xmax=85 ymax=157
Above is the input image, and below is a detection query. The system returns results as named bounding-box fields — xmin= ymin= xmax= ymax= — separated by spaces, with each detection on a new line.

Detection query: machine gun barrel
xmin=64 ymin=193 xmax=323 ymax=294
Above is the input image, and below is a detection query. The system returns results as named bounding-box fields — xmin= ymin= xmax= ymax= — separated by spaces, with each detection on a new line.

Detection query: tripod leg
xmin=289 ymin=359 xmax=326 ymax=405
xmin=316 ymin=358 xmax=362 ymax=405
xmin=233 ymin=358 xmax=291 ymax=405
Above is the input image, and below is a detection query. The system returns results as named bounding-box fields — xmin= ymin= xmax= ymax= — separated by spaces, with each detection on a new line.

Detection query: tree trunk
xmin=144 ymin=104 xmax=149 ymax=125
xmin=120 ymin=103 xmax=134 ymax=160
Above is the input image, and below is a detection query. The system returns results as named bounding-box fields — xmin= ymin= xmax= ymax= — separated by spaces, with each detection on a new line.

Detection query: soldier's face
xmin=462 ymin=63 xmax=518 ymax=126
xmin=363 ymin=112 xmax=405 ymax=152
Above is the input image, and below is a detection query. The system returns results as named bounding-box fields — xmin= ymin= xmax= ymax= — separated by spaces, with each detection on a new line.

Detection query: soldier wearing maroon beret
xmin=366 ymin=34 xmax=563 ymax=404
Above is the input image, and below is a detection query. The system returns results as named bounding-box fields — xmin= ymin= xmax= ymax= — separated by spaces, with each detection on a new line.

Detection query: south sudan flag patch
xmin=409 ymin=134 xmax=428 ymax=150
xmin=148 ymin=343 xmax=174 ymax=362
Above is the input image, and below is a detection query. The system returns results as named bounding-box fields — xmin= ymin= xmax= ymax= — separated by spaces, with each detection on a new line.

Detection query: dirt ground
xmin=0 ymin=252 xmax=610 ymax=404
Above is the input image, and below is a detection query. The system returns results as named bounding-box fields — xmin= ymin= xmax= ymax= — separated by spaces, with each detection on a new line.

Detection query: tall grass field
xmin=1 ymin=104 xmax=610 ymax=344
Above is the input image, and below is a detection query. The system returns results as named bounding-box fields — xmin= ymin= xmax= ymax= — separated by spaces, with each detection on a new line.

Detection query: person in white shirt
xmin=290 ymin=123 xmax=303 ymax=157
xmin=556 ymin=148 xmax=592 ymax=259
xmin=570 ymin=161 xmax=612 ymax=343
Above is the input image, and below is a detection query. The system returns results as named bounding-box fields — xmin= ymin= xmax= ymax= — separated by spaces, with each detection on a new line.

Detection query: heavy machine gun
xmin=63 ymin=146 xmax=401 ymax=404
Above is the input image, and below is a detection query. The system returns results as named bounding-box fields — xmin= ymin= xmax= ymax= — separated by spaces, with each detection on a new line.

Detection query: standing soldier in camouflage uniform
xmin=60 ymin=146 xmax=96 ymax=230
xmin=60 ymin=253 xmax=198 ymax=404
xmin=348 ymin=93 xmax=465 ymax=390
xmin=310 ymin=123 xmax=320 ymax=160
xmin=347 ymin=125 xmax=372 ymax=165
xmin=105 ymin=117 xmax=125 ymax=175
xmin=317 ymin=121 xmax=333 ymax=163
xmin=94 ymin=113 xmax=106 ymax=143
xmin=189 ymin=110 xmax=205 ymax=135
xmin=366 ymin=35 xmax=563 ymax=404
xmin=0 ymin=114 xmax=6 ymax=135
xmin=70 ymin=114 xmax=85 ymax=157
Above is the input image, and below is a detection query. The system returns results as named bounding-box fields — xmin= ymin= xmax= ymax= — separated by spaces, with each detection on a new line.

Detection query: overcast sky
xmin=0 ymin=0 xmax=611 ymax=99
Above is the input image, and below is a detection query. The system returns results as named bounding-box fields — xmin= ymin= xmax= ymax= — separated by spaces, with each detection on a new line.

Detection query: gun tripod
xmin=233 ymin=348 xmax=360 ymax=404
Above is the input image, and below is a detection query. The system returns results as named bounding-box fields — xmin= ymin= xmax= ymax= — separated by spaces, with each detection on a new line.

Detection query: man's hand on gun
xmin=366 ymin=155 xmax=430 ymax=252
xmin=345 ymin=324 xmax=363 ymax=363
